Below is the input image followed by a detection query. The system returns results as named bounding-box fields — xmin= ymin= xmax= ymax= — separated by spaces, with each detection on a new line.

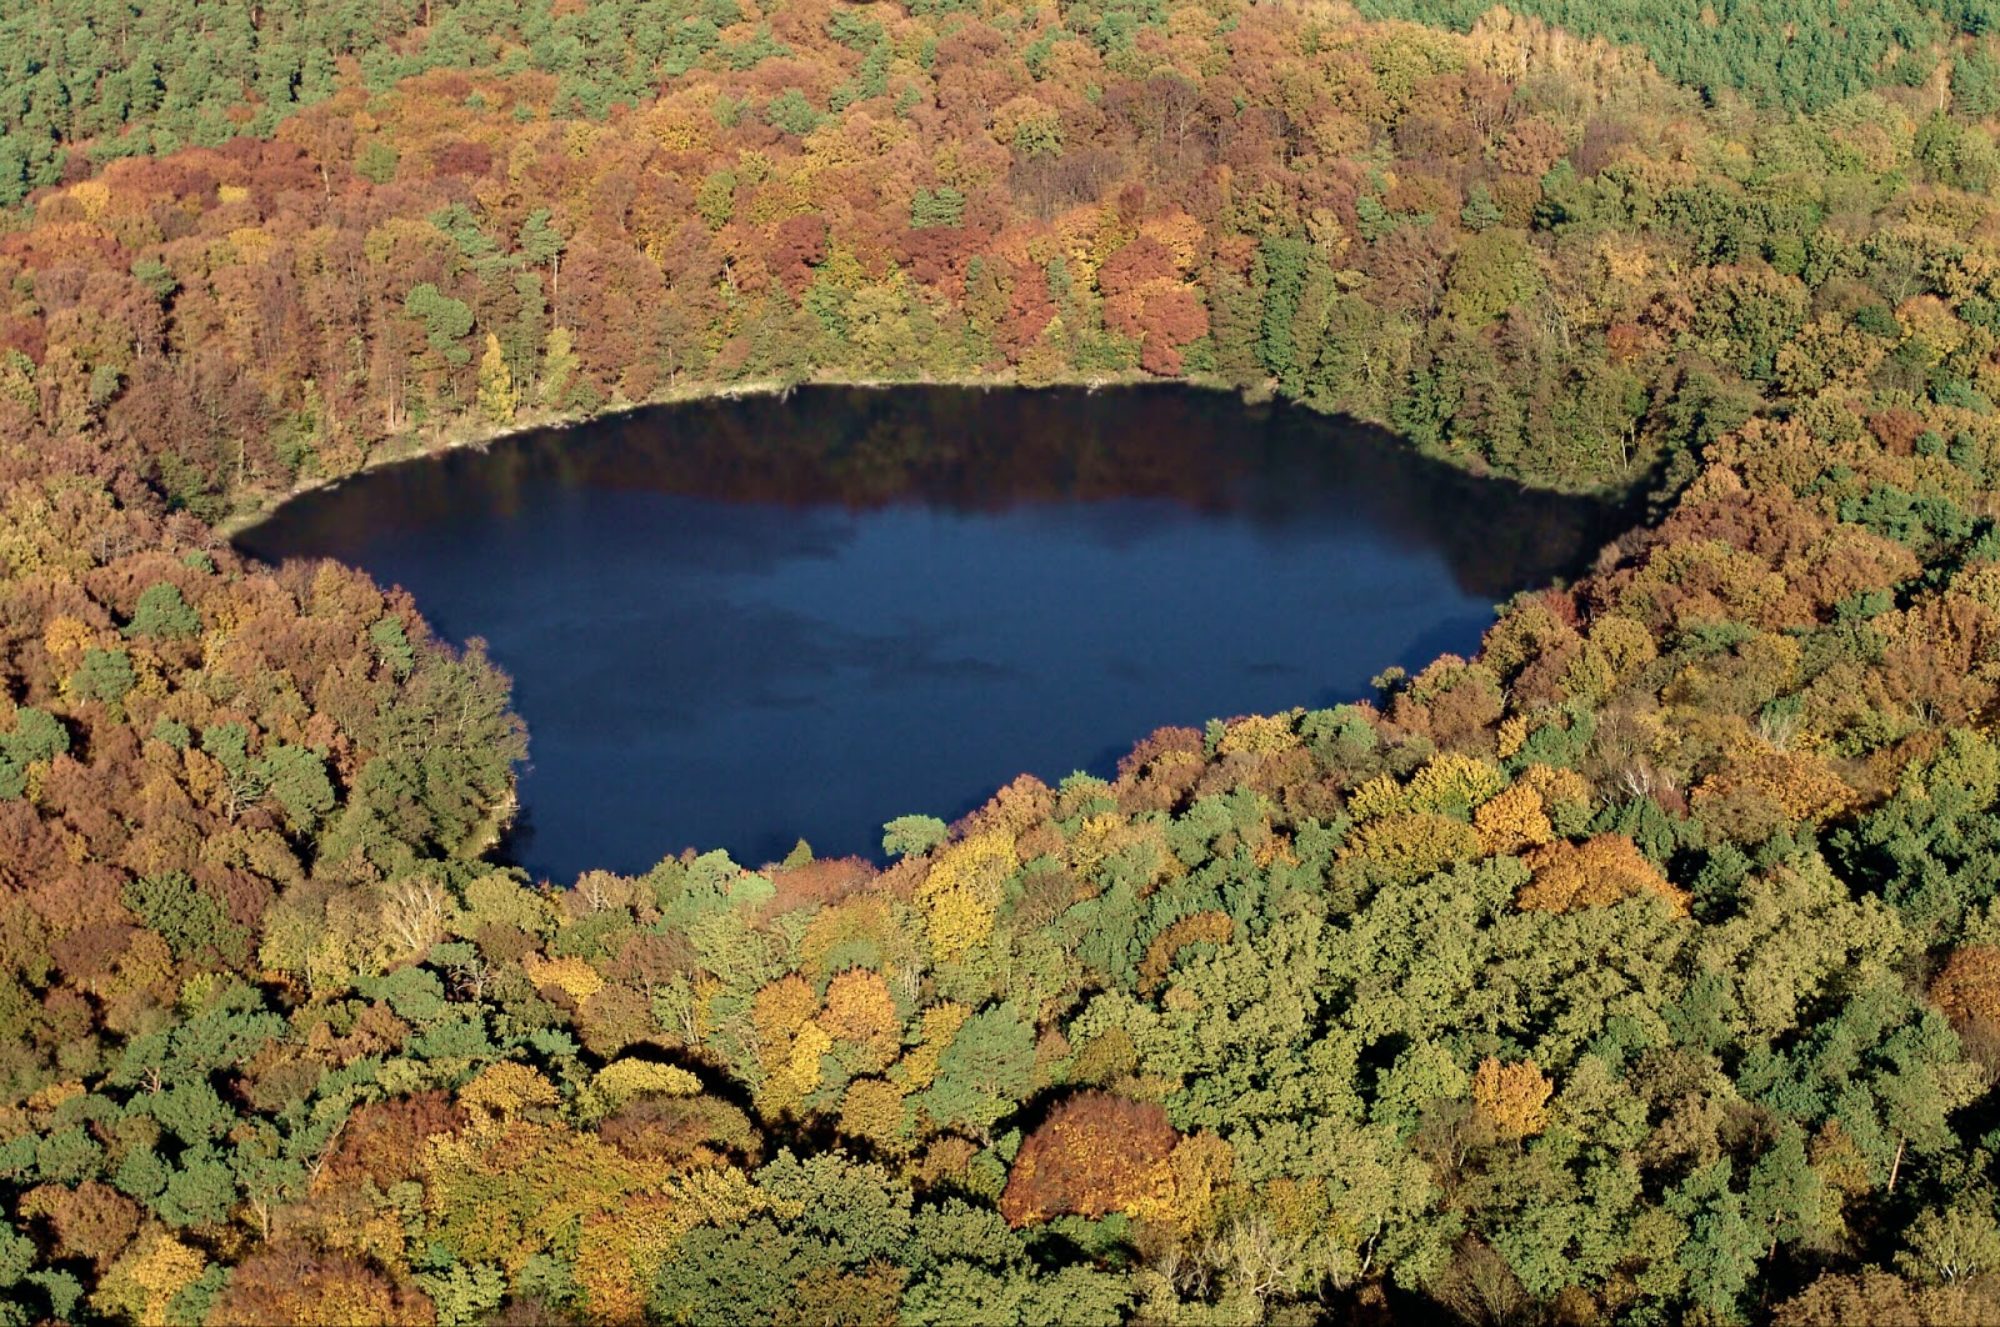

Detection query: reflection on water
xmin=237 ymin=386 xmax=1621 ymax=882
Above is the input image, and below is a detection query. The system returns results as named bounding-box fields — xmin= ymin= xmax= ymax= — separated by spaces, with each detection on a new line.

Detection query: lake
xmin=235 ymin=386 xmax=1618 ymax=882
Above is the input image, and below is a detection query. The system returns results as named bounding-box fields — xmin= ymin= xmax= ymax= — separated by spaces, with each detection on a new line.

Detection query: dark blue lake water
xmin=235 ymin=386 xmax=1615 ymax=882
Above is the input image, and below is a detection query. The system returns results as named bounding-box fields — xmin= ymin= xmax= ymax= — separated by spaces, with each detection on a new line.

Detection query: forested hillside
xmin=1357 ymin=0 xmax=2000 ymax=109
xmin=12 ymin=0 xmax=2000 ymax=1322
xmin=3 ymin=0 xmax=869 ymax=203
xmin=5 ymin=0 xmax=1995 ymax=195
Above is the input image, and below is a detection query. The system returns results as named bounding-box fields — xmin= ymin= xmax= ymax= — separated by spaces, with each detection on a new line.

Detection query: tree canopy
xmin=11 ymin=0 xmax=2000 ymax=1321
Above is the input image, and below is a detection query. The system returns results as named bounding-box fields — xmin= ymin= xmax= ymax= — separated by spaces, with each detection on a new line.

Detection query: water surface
xmin=237 ymin=387 xmax=1616 ymax=881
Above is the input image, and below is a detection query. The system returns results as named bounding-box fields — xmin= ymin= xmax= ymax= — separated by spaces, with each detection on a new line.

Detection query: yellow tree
xmin=476 ymin=332 xmax=517 ymax=425
xmin=1474 ymin=782 xmax=1554 ymax=856
xmin=1341 ymin=812 xmax=1482 ymax=886
xmin=595 ymin=1060 xmax=704 ymax=1110
xmin=818 ymin=968 xmax=901 ymax=1072
xmin=913 ymin=832 xmax=1017 ymax=961
xmin=457 ymin=1062 xmax=562 ymax=1125
xmin=91 ymin=1229 xmax=206 ymax=1325
xmin=839 ymin=1077 xmax=913 ymax=1155
xmin=752 ymin=974 xmax=829 ymax=1114
xmin=1472 ymin=1058 xmax=1554 ymax=1142
xmin=538 ymin=326 xmax=578 ymax=408
xmin=1516 ymin=833 xmax=1690 ymax=916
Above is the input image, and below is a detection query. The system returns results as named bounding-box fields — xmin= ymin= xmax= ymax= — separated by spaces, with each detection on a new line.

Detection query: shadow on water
xmin=236 ymin=385 xmax=1626 ymax=882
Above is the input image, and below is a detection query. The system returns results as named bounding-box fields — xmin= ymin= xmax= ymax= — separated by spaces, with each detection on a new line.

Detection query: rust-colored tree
xmin=1930 ymin=946 xmax=2000 ymax=1029
xmin=997 ymin=1091 xmax=1179 ymax=1227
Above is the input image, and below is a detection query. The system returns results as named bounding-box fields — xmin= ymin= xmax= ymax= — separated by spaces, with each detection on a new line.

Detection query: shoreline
xmin=215 ymin=370 xmax=1631 ymax=540
xmin=215 ymin=369 xmax=1162 ymax=539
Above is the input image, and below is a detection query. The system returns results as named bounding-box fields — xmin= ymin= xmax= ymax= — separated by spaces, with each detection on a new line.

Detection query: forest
xmin=12 ymin=0 xmax=2000 ymax=1321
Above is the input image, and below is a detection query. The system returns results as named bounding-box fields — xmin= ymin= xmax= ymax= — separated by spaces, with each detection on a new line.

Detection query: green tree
xmin=1899 ymin=1202 xmax=2000 ymax=1284
xmin=1958 ymin=49 xmax=2000 ymax=116
xmin=911 ymin=187 xmax=966 ymax=229
xmin=1746 ymin=1125 xmax=1825 ymax=1260
xmin=1441 ymin=229 xmax=1542 ymax=326
xmin=121 ymin=871 xmax=249 ymax=964
xmin=913 ymin=1004 xmax=1036 ymax=1138
xmin=756 ymin=1151 xmax=914 ymax=1267
xmin=257 ymin=745 xmax=335 ymax=834
xmin=355 ymin=140 xmax=397 ymax=184
xmin=154 ymin=1151 xmax=237 ymax=1228
xmin=405 ymin=284 xmax=475 ymax=365
xmin=884 ymin=814 xmax=948 ymax=857
xmin=765 ymin=88 xmax=822 ymax=135
xmin=71 ymin=648 xmax=135 ymax=706
xmin=519 ymin=207 xmax=566 ymax=307
xmin=650 ymin=1219 xmax=823 ymax=1324
xmin=370 ymin=617 xmax=416 ymax=678
xmin=1460 ymin=184 xmax=1503 ymax=232
xmin=1668 ymin=1160 xmax=1758 ymax=1318
xmin=1253 ymin=236 xmax=1320 ymax=386
xmin=125 ymin=582 xmax=199 ymax=639
xmin=0 ymin=707 xmax=67 ymax=799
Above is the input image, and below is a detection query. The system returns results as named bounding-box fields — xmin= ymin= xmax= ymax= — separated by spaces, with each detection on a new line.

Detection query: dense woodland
xmin=15 ymin=0 xmax=2000 ymax=1322
xmin=1359 ymin=0 xmax=2000 ymax=110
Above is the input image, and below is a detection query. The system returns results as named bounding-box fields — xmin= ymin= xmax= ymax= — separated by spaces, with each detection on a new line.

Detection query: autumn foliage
xmin=1516 ymin=834 xmax=1690 ymax=917
xmin=1471 ymin=1058 xmax=1554 ymax=1142
xmin=11 ymin=0 xmax=2000 ymax=1320
xmin=1930 ymin=947 xmax=2000 ymax=1029
xmin=998 ymin=1092 xmax=1179 ymax=1227
xmin=205 ymin=1243 xmax=434 ymax=1327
